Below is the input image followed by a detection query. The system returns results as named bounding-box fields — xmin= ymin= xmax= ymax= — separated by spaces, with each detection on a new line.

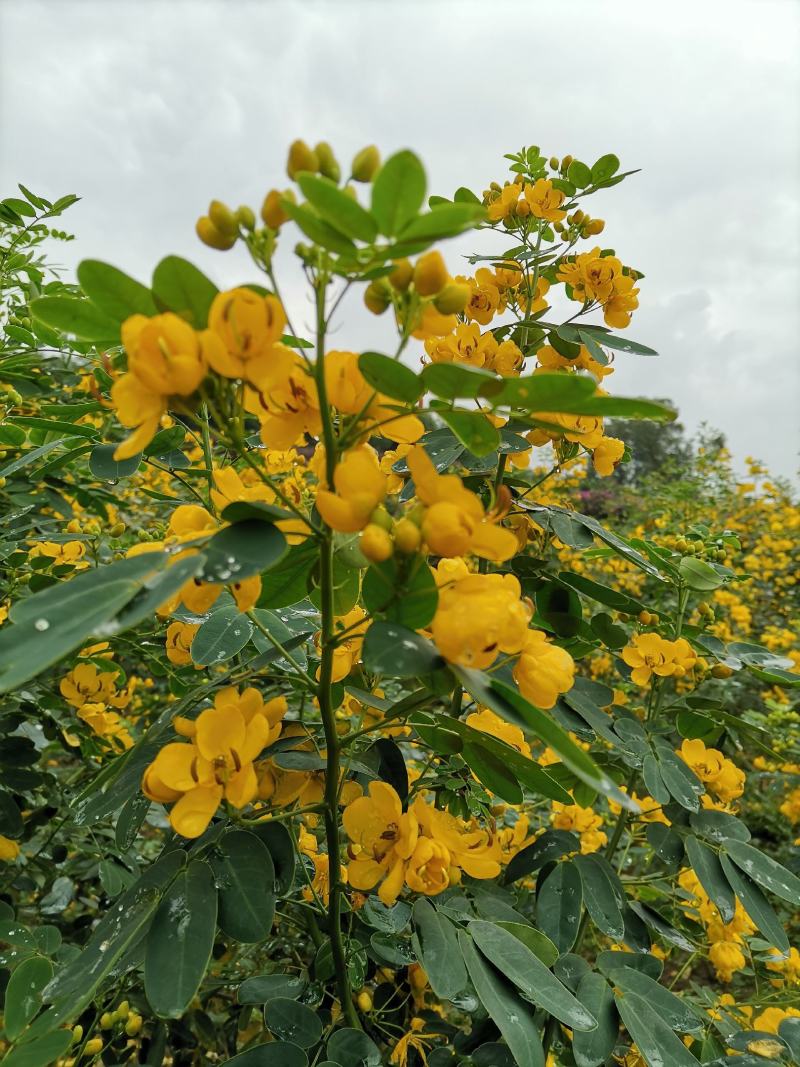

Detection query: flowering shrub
xmin=0 ymin=143 xmax=797 ymax=1067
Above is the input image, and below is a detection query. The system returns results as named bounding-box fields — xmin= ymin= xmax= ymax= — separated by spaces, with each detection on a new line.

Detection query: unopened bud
xmin=236 ymin=205 xmax=256 ymax=231
xmin=356 ymin=989 xmax=373 ymax=1013
xmin=351 ymin=145 xmax=381 ymax=183
xmin=208 ymin=199 xmax=238 ymax=237
xmin=287 ymin=139 xmax=319 ymax=179
xmin=711 ymin=664 xmax=734 ymax=679
xmin=515 ymin=199 xmax=531 ymax=218
xmin=109 ymin=522 xmax=126 ymax=538
xmin=389 ymin=258 xmax=413 ymax=291
xmin=585 ymin=218 xmax=605 ymax=235
xmin=413 ymin=251 xmax=448 ymax=296
xmin=125 ymin=1014 xmax=142 ymax=1037
xmin=561 ymin=154 xmax=574 ymax=172
xmin=434 ymin=282 xmax=470 ymax=314
xmin=196 ymin=216 xmax=236 ymax=251
xmin=315 ymin=141 xmax=341 ymax=183
xmin=85 ymin=1038 xmax=104 ymax=1055
xmin=261 ymin=188 xmax=295 ymax=230
xmin=364 ymin=280 xmax=391 ymax=315
xmin=394 ymin=517 xmax=421 ymax=554
xmin=360 ymin=524 xmax=393 ymax=563
xmin=549 ymin=156 xmax=559 ymax=170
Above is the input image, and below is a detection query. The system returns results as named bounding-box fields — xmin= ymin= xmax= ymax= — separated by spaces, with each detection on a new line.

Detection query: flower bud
xmin=208 ymin=199 xmax=238 ymax=237
xmin=585 ymin=218 xmax=605 ymax=236
xmin=196 ymin=216 xmax=236 ymax=251
xmin=85 ymin=1038 xmax=104 ymax=1055
xmin=413 ymin=251 xmax=448 ymax=296
xmin=100 ymin=1012 xmax=114 ymax=1029
xmin=394 ymin=517 xmax=421 ymax=554
xmin=71 ymin=1025 xmax=84 ymax=1044
xmin=711 ymin=663 xmax=734 ymax=679
xmin=351 ymin=145 xmax=381 ymax=182
xmin=115 ymin=1001 xmax=130 ymax=1020
xmin=572 ymin=209 xmax=585 ymax=225
xmin=236 ymin=205 xmax=256 ymax=231
xmin=356 ymin=989 xmax=373 ymax=1012
xmin=561 ymin=154 xmax=574 ymax=172
xmin=515 ymin=199 xmax=531 ymax=218
xmin=433 ymin=282 xmax=470 ymax=314
xmin=364 ymin=280 xmax=391 ymax=315
xmin=261 ymin=188 xmax=295 ymax=230
xmin=125 ymin=1014 xmax=143 ymax=1037
xmin=287 ymin=139 xmax=319 ymax=179
xmin=109 ymin=522 xmax=126 ymax=538
xmin=389 ymin=258 xmax=413 ymax=291
xmin=360 ymin=524 xmax=393 ymax=563
xmin=315 ymin=141 xmax=341 ymax=183
xmin=549 ymin=156 xmax=560 ymax=170
xmin=369 ymin=505 xmax=394 ymax=531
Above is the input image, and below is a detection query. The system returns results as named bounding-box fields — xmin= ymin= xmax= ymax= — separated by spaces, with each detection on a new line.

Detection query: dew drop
xmin=34 ymin=618 xmax=50 ymax=631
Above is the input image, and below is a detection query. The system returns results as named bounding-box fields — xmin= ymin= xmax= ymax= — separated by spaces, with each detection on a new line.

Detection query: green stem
xmin=312 ymin=273 xmax=360 ymax=1030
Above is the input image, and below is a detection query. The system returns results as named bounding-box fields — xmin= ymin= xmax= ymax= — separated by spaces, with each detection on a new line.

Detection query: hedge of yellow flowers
xmin=0 ymin=142 xmax=797 ymax=1067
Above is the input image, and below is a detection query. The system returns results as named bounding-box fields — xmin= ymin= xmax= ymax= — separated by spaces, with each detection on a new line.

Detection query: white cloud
xmin=1 ymin=0 xmax=797 ymax=477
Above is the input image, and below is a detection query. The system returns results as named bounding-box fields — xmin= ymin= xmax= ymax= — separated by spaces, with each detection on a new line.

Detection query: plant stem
xmin=312 ymin=272 xmax=360 ymax=1030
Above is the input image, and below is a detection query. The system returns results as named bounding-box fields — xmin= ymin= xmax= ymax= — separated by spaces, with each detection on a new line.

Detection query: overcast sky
xmin=2 ymin=0 xmax=798 ymax=480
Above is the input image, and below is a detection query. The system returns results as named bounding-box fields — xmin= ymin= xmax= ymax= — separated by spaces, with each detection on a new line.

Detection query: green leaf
xmin=653 ymin=742 xmax=704 ymax=810
xmin=719 ymin=854 xmax=789 ymax=953
xmin=590 ymin=155 xmax=620 ymax=183
xmin=29 ymin=296 xmax=119 ymax=342
xmin=209 ymin=831 xmax=276 ymax=942
xmin=462 ymin=673 xmax=634 ymax=809
xmin=678 ymin=556 xmax=725 ymax=591
xmin=145 ymin=859 xmax=218 ymax=1018
xmin=723 ymin=840 xmax=800 ymax=905
xmin=459 ymin=932 xmax=545 ymax=1067
xmin=191 ymin=604 xmax=254 ymax=666
xmin=362 ymin=621 xmax=444 ymax=677
xmin=362 ymin=554 xmax=438 ymax=630
xmin=610 ymin=967 xmax=702 ymax=1032
xmin=6 ymin=416 xmax=98 ymax=440
xmin=685 ymin=836 xmax=735 ymax=923
xmin=4 ymin=955 xmax=53 ymax=1040
xmin=358 ymin=351 xmax=422 ymax=403
xmin=258 ymin=542 xmax=316 ymax=608
xmin=557 ymin=571 xmax=644 ymax=614
xmin=573 ymin=854 xmax=625 ymax=940
xmin=89 ymin=443 xmax=142 ymax=481
xmin=579 ymin=325 xmax=657 ymax=356
xmin=0 ymin=1031 xmax=73 ymax=1067
xmin=250 ymin=821 xmax=296 ymax=895
xmin=371 ymin=150 xmax=427 ymax=236
xmin=469 ymin=920 xmax=597 ymax=1031
xmin=201 ymin=520 xmax=287 ymax=582
xmin=264 ymin=998 xmax=322 ymax=1048
xmin=504 ymin=829 xmax=580 ymax=883
xmin=0 ymin=552 xmax=201 ymax=693
xmin=296 ymin=173 xmax=377 ymax=243
xmin=422 ymin=362 xmax=499 ymax=400
xmin=221 ymin=501 xmax=293 ymax=523
xmin=536 ymin=862 xmax=583 ymax=953
xmin=462 ymin=741 xmax=523 ymax=804
xmin=689 ymin=810 xmax=750 ymax=844
xmin=567 ymin=160 xmax=592 ymax=188
xmin=282 ymin=199 xmax=357 ymax=256
xmin=398 ymin=202 xmax=485 ymax=242
xmin=614 ymin=991 xmax=700 ymax=1067
xmin=495 ymin=922 xmax=559 ymax=969
xmin=439 ymin=410 xmax=500 ymax=457
xmin=411 ymin=899 xmax=467 ymax=1000
xmin=222 ymin=1045 xmax=309 ymax=1067
xmin=152 ymin=255 xmax=218 ymax=327
xmin=572 ymin=973 xmax=618 ymax=1067
xmin=480 ymin=370 xmax=596 ymax=410
xmin=238 ymin=973 xmax=306 ymax=1005
xmin=326 ymin=1028 xmax=382 ymax=1066
xmin=77 ymin=259 xmax=157 ymax=321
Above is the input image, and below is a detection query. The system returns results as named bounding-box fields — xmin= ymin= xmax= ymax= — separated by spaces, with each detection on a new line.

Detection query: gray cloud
xmin=1 ymin=0 xmax=798 ymax=477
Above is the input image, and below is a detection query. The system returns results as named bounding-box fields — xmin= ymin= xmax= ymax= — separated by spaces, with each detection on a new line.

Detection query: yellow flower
xmin=303 ymin=852 xmax=347 ymax=905
xmin=244 ymin=347 xmax=322 ymax=449
xmin=404 ymin=838 xmax=451 ymax=895
xmin=112 ymin=313 xmax=206 ymax=459
xmin=622 ymin=632 xmax=681 ymax=686
xmin=458 ymin=268 xmax=505 ymax=326
xmin=77 ymin=702 xmax=133 ymax=751
xmin=408 ymin=444 xmax=517 ymax=562
xmin=343 ymin=781 xmax=419 ymax=906
xmin=593 ymin=436 xmax=625 ymax=477
xmin=142 ymin=686 xmax=278 ymax=838
xmin=551 ymin=802 xmax=607 ymax=853
xmin=165 ymin=621 xmax=200 ymax=665
xmin=487 ymin=182 xmax=523 ymax=222
xmin=752 ymin=1006 xmax=800 ymax=1035
xmin=431 ymin=572 xmax=531 ymax=669
xmin=29 ymin=540 xmax=87 ymax=567
xmin=496 ymin=814 xmax=534 ymax=864
xmin=60 ymin=663 xmax=126 ymax=708
xmin=679 ymin=739 xmax=745 ymax=803
xmin=316 ymin=446 xmax=387 ymax=533
xmin=766 ymin=946 xmax=800 ymax=986
xmin=413 ymin=797 xmax=501 ymax=880
xmin=203 ymin=288 xmax=286 ymax=385
xmin=0 ymin=836 xmax=20 ymax=861
xmin=513 ymin=630 xmax=575 ymax=709
xmin=390 ymin=1017 xmax=443 ymax=1067
xmin=523 ymin=178 xmax=567 ymax=222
